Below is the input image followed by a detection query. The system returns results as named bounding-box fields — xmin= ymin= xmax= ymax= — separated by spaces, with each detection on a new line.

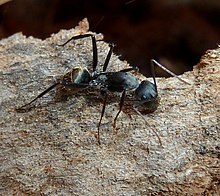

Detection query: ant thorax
xmin=92 ymin=71 xmax=140 ymax=92
xmin=91 ymin=73 xmax=108 ymax=86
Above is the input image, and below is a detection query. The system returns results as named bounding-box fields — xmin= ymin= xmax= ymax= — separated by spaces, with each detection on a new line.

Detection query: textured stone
xmin=0 ymin=20 xmax=219 ymax=195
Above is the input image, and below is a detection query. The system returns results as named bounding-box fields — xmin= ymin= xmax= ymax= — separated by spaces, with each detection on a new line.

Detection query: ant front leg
xmin=113 ymin=89 xmax=126 ymax=131
xmin=97 ymin=91 xmax=108 ymax=145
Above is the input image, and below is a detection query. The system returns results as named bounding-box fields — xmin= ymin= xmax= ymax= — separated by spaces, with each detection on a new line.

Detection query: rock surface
xmin=0 ymin=20 xmax=219 ymax=195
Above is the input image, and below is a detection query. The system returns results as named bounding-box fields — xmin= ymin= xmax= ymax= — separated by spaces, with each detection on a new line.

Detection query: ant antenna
xmin=151 ymin=59 xmax=190 ymax=85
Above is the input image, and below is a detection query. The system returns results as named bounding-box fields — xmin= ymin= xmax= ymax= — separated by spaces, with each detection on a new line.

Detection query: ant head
xmin=135 ymin=80 xmax=157 ymax=101
xmin=134 ymin=80 xmax=159 ymax=114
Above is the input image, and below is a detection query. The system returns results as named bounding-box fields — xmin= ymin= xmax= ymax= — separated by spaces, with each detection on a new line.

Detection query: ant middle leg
xmin=119 ymin=67 xmax=139 ymax=73
xmin=102 ymin=43 xmax=115 ymax=72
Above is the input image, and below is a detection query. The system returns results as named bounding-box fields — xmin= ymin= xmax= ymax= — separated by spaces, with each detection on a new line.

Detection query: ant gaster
xmin=17 ymin=34 xmax=100 ymax=110
xmin=17 ymin=34 xmax=190 ymax=145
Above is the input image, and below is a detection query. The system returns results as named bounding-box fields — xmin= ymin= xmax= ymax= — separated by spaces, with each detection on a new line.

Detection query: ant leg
xmin=90 ymin=35 xmax=98 ymax=73
xmin=151 ymin=59 xmax=190 ymax=85
xmin=120 ymin=67 xmax=139 ymax=73
xmin=59 ymin=34 xmax=95 ymax=46
xmin=59 ymin=34 xmax=98 ymax=74
xmin=113 ymin=89 xmax=126 ymax=130
xmin=133 ymin=106 xmax=163 ymax=147
xmin=103 ymin=43 xmax=115 ymax=72
xmin=17 ymin=82 xmax=60 ymax=110
xmin=97 ymin=92 xmax=108 ymax=145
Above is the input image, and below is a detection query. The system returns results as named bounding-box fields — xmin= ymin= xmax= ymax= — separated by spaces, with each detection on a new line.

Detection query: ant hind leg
xmin=16 ymin=82 xmax=60 ymax=112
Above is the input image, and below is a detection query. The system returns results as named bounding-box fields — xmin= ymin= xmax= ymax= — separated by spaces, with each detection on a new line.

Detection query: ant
xmin=17 ymin=33 xmax=190 ymax=145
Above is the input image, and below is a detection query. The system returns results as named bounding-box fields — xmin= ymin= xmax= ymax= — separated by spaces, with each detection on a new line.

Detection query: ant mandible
xmin=17 ymin=33 xmax=190 ymax=145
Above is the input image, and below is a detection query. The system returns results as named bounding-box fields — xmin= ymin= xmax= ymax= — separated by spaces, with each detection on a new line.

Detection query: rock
xmin=0 ymin=20 xmax=219 ymax=195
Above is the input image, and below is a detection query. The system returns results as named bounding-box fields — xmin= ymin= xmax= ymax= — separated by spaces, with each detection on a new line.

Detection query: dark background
xmin=0 ymin=0 xmax=219 ymax=76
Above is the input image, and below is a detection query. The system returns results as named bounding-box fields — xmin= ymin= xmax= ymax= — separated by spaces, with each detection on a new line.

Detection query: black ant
xmin=17 ymin=33 xmax=190 ymax=145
